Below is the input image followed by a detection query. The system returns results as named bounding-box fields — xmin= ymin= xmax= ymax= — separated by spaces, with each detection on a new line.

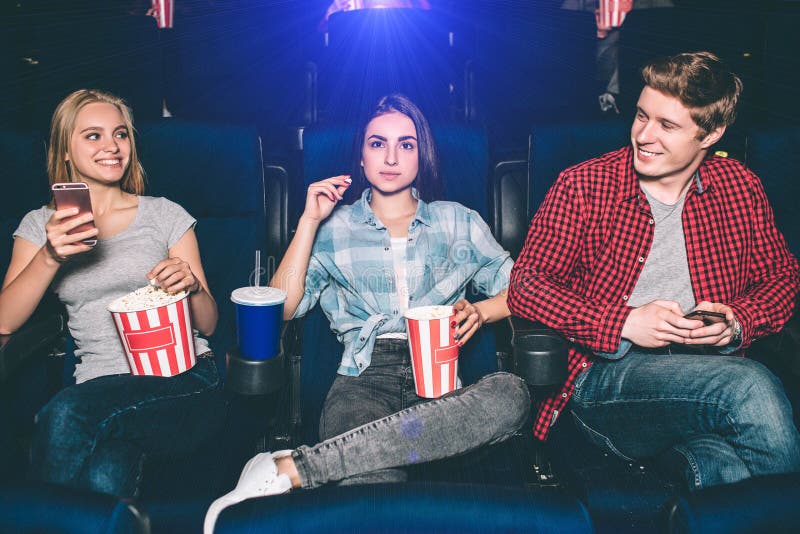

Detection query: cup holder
xmin=512 ymin=333 xmax=569 ymax=387
xmin=225 ymin=346 xmax=286 ymax=395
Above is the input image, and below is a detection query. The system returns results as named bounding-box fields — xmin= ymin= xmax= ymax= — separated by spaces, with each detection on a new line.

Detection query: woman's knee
xmin=475 ymin=372 xmax=531 ymax=431
xmin=35 ymin=387 xmax=91 ymax=446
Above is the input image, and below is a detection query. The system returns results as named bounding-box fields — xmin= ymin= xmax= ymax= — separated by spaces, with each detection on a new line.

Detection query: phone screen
xmin=51 ymin=182 xmax=97 ymax=246
xmin=684 ymin=310 xmax=727 ymax=325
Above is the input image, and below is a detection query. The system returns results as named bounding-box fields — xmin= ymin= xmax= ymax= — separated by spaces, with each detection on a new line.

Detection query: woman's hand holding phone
xmin=147 ymin=257 xmax=200 ymax=294
xmin=43 ymin=208 xmax=99 ymax=264
xmin=683 ymin=302 xmax=736 ymax=347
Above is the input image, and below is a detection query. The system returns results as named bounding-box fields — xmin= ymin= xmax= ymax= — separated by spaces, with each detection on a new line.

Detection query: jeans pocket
xmin=570 ymin=410 xmax=635 ymax=462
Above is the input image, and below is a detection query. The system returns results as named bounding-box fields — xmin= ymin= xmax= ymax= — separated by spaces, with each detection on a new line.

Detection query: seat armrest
xmin=0 ymin=308 xmax=66 ymax=383
xmin=508 ymin=316 xmax=568 ymax=387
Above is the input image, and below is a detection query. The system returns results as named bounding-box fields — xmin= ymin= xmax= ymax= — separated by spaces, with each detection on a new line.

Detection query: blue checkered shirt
xmin=293 ymin=188 xmax=513 ymax=376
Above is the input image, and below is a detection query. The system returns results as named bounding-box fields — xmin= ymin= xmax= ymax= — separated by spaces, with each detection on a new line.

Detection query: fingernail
xmin=450 ymin=321 xmax=456 ymax=328
xmin=344 ymin=176 xmax=352 ymax=183
xmin=149 ymin=278 xmax=158 ymax=287
xmin=457 ymin=340 xmax=463 ymax=347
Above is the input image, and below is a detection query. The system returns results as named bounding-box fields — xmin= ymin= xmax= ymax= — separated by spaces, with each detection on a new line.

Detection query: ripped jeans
xmin=570 ymin=350 xmax=800 ymax=491
xmin=292 ymin=339 xmax=530 ymax=489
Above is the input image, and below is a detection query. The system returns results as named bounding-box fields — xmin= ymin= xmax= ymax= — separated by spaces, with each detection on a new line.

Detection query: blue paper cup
xmin=231 ymin=287 xmax=287 ymax=360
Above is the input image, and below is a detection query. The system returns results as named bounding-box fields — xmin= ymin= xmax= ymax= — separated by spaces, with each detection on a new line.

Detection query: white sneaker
xmin=203 ymin=450 xmax=293 ymax=534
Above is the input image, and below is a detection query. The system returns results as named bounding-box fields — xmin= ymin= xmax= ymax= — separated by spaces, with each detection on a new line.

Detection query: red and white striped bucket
xmin=596 ymin=0 xmax=633 ymax=31
xmin=110 ymin=294 xmax=196 ymax=377
xmin=151 ymin=0 xmax=174 ymax=29
xmin=405 ymin=305 xmax=459 ymax=398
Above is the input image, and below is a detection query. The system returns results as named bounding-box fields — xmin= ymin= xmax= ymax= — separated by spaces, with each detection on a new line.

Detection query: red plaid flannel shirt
xmin=508 ymin=146 xmax=800 ymax=441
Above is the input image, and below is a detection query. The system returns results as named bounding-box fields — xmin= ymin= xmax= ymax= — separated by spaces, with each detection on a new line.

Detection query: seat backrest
xmin=472 ymin=6 xmax=597 ymax=149
xmin=136 ymin=120 xmax=266 ymax=376
xmin=0 ymin=129 xmax=49 ymax=283
xmin=294 ymin=122 xmax=497 ymax=445
xmin=529 ymin=119 xmax=631 ymax=218
xmin=745 ymin=125 xmax=800 ymax=258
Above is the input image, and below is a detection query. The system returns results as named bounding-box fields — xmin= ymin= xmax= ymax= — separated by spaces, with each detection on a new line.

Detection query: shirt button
xmin=358 ymin=363 xmax=364 ymax=368
xmin=561 ymin=393 xmax=568 ymax=398
xmin=569 ymin=337 xmax=575 ymax=342
xmin=649 ymin=219 xmax=655 ymax=225
xmin=638 ymin=257 xmax=644 ymax=263
xmin=582 ymin=362 xmax=587 ymax=367
xmin=392 ymin=310 xmax=398 ymax=315
xmin=359 ymin=337 xmax=365 ymax=341
xmin=384 ymin=247 xmax=390 ymax=251
xmin=622 ymin=295 xmax=629 ymax=301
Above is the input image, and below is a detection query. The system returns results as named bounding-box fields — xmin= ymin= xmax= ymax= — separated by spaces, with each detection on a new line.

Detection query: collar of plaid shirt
xmin=509 ymin=146 xmax=799 ymax=440
xmin=295 ymin=187 xmax=513 ymax=377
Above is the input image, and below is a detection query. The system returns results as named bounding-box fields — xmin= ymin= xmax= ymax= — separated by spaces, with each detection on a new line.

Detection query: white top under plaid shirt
xmin=293 ymin=188 xmax=513 ymax=376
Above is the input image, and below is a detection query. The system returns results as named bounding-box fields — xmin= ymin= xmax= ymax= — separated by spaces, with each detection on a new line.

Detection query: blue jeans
xmin=30 ymin=356 xmax=225 ymax=497
xmin=293 ymin=339 xmax=530 ymax=488
xmin=571 ymin=350 xmax=800 ymax=490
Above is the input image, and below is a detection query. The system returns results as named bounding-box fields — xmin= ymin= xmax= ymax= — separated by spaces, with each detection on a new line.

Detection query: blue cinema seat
xmin=215 ymin=482 xmax=593 ymax=534
xmin=666 ymin=473 xmax=800 ymax=534
xmin=0 ymin=482 xmax=148 ymax=534
xmin=0 ymin=128 xmax=66 ymax=482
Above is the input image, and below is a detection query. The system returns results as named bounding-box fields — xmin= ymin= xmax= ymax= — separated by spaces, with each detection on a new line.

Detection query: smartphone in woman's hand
xmin=52 ymin=182 xmax=97 ymax=246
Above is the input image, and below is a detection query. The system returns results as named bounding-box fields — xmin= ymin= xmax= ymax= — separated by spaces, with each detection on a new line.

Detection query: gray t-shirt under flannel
xmin=14 ymin=196 xmax=210 ymax=383
xmin=628 ymin=186 xmax=696 ymax=313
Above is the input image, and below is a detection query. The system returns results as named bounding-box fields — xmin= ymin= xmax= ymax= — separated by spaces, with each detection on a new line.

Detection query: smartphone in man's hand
xmin=52 ymin=182 xmax=97 ymax=246
xmin=684 ymin=310 xmax=727 ymax=326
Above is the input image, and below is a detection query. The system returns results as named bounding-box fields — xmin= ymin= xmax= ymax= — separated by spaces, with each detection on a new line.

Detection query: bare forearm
xmin=270 ymin=215 xmax=319 ymax=320
xmin=189 ymin=286 xmax=218 ymax=336
xmin=474 ymin=289 xmax=510 ymax=324
xmin=0 ymin=248 xmax=60 ymax=334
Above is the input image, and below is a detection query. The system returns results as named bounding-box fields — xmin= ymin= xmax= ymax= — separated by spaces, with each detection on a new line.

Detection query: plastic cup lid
xmin=231 ymin=286 xmax=287 ymax=306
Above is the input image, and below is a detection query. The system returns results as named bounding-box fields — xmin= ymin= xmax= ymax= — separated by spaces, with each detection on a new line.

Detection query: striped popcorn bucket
xmin=405 ymin=305 xmax=459 ymax=398
xmin=596 ymin=0 xmax=633 ymax=30
xmin=110 ymin=295 xmax=196 ymax=377
xmin=151 ymin=0 xmax=174 ymax=29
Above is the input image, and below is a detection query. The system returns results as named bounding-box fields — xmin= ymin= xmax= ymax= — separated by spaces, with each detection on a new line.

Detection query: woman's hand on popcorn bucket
xmin=147 ymin=257 xmax=200 ymax=294
xmin=44 ymin=208 xmax=98 ymax=264
xmin=452 ymin=299 xmax=485 ymax=347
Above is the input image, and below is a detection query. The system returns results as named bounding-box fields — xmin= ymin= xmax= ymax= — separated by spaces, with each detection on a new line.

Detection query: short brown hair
xmin=642 ymin=51 xmax=743 ymax=137
xmin=48 ymin=89 xmax=145 ymax=195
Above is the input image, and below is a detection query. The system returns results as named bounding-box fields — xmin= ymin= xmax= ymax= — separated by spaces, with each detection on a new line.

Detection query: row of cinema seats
xmin=1 ymin=117 xmax=799 ymax=533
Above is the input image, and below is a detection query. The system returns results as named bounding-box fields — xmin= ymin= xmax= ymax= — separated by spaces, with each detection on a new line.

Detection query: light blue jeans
xmin=570 ymin=350 xmax=800 ymax=491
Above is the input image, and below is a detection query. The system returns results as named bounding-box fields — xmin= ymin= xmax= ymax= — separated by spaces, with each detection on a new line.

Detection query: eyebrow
xmin=367 ymin=134 xmax=418 ymax=142
xmin=79 ymin=125 xmax=127 ymax=134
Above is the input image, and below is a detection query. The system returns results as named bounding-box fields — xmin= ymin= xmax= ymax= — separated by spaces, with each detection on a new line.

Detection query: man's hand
xmin=684 ymin=301 xmax=736 ymax=347
xmin=621 ymin=300 xmax=698 ymax=348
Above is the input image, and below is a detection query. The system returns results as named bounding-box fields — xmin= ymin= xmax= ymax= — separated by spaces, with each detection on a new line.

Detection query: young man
xmin=507 ymin=51 xmax=800 ymax=490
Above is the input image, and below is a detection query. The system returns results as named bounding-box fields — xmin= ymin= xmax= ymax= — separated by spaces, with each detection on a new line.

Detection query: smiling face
xmin=65 ymin=102 xmax=131 ymax=186
xmin=361 ymin=111 xmax=419 ymax=197
xmin=631 ymin=86 xmax=724 ymax=186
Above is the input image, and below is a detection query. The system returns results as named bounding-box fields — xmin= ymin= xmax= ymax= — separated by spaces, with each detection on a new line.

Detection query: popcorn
xmin=108 ymin=285 xmax=187 ymax=313
xmin=404 ymin=305 xmax=454 ymax=321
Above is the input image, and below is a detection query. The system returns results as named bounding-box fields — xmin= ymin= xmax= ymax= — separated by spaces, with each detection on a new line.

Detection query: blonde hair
xmin=48 ymin=89 xmax=145 ymax=195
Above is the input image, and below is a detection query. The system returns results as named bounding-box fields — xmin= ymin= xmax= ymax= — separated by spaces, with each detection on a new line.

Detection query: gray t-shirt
xmin=628 ymin=186 xmax=696 ymax=313
xmin=14 ymin=196 xmax=210 ymax=383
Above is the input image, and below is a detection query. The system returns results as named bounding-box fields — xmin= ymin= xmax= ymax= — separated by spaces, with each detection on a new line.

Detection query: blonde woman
xmin=0 ymin=89 xmax=225 ymax=497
